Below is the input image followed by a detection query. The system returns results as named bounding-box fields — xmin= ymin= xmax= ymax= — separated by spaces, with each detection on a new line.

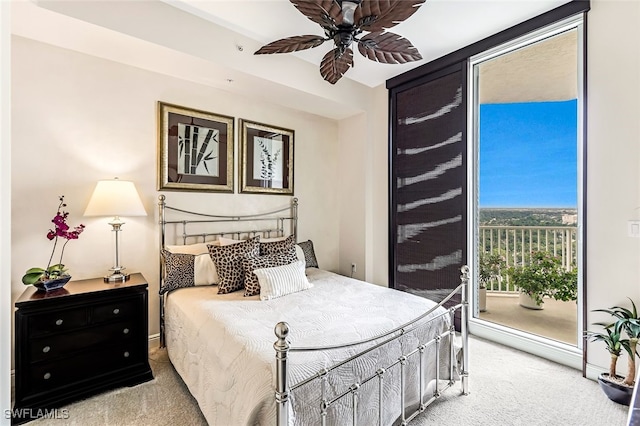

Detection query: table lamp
xmin=84 ymin=178 xmax=147 ymax=282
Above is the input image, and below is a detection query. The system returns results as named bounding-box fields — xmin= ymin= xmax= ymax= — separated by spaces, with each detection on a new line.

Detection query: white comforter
xmin=165 ymin=268 xmax=458 ymax=426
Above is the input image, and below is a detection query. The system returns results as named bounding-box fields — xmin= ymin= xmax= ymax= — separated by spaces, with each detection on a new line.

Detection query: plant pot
xmin=598 ymin=373 xmax=633 ymax=406
xmin=479 ymin=287 xmax=487 ymax=312
xmin=519 ymin=292 xmax=543 ymax=310
xmin=34 ymin=275 xmax=72 ymax=292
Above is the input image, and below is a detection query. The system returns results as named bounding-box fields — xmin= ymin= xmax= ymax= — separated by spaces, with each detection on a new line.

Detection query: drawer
xmin=27 ymin=343 xmax=146 ymax=395
xmin=29 ymin=320 xmax=136 ymax=363
xmin=28 ymin=308 xmax=87 ymax=336
xmin=92 ymin=298 xmax=139 ymax=323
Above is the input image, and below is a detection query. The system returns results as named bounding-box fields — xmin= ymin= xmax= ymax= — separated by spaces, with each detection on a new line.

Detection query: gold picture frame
xmin=239 ymin=119 xmax=294 ymax=195
xmin=158 ymin=102 xmax=234 ymax=192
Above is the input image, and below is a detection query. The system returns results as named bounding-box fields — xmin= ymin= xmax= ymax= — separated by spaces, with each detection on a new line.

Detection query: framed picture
xmin=158 ymin=102 xmax=234 ymax=192
xmin=240 ymin=119 xmax=294 ymax=195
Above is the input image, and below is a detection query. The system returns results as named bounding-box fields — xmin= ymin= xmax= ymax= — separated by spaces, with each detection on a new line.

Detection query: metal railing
xmin=479 ymin=225 xmax=578 ymax=293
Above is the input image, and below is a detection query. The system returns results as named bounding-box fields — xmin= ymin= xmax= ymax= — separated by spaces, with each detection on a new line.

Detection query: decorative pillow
xmin=260 ymin=234 xmax=296 ymax=256
xmin=295 ymin=245 xmax=305 ymax=264
xmin=260 ymin=236 xmax=287 ymax=243
xmin=165 ymin=242 xmax=217 ymax=255
xmin=218 ymin=237 xmax=245 ymax=246
xmin=165 ymin=243 xmax=219 ymax=285
xmin=242 ymin=247 xmax=298 ymax=297
xmin=255 ymin=260 xmax=313 ymax=301
xmin=160 ymin=249 xmax=195 ymax=295
xmin=208 ymin=236 xmax=260 ymax=294
xmin=297 ymin=240 xmax=319 ymax=268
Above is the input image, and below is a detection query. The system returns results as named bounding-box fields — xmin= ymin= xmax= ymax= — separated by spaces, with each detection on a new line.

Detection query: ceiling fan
xmin=254 ymin=0 xmax=426 ymax=84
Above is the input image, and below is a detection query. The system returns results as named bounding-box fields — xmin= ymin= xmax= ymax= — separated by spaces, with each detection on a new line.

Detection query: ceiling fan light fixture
xmin=256 ymin=0 xmax=426 ymax=84
xmin=340 ymin=0 xmax=362 ymax=26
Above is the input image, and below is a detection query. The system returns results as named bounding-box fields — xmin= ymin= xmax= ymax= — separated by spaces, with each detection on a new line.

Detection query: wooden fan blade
xmin=357 ymin=31 xmax=422 ymax=64
xmin=320 ymin=48 xmax=354 ymax=84
xmin=255 ymin=35 xmax=327 ymax=55
xmin=355 ymin=0 xmax=426 ymax=32
xmin=290 ymin=0 xmax=343 ymax=29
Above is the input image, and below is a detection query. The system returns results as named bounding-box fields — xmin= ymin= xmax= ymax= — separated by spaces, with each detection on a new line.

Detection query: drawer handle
xmin=42 ymin=346 xmax=51 ymax=353
xmin=113 ymin=308 xmax=120 ymax=315
xmin=123 ymin=328 xmax=130 ymax=334
xmin=43 ymin=372 xmax=51 ymax=380
xmin=123 ymin=351 xmax=130 ymax=358
xmin=55 ymin=319 xmax=63 ymax=326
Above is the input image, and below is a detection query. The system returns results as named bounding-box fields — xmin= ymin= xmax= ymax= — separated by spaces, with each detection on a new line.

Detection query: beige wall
xmin=338 ymin=113 xmax=367 ymax=279
xmin=369 ymin=85 xmax=391 ymax=286
xmin=585 ymin=0 xmax=640 ymax=371
xmin=337 ymin=85 xmax=388 ymax=286
xmin=10 ymin=36 xmax=342 ymax=368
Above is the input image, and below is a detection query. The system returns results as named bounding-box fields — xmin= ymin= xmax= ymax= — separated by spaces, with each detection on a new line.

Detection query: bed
xmin=158 ymin=196 xmax=469 ymax=425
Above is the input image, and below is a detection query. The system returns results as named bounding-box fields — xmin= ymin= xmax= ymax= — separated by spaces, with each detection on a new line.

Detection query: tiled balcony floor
xmin=478 ymin=293 xmax=578 ymax=345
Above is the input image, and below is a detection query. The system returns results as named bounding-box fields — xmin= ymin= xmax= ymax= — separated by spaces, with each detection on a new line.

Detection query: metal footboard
xmin=274 ymin=265 xmax=470 ymax=426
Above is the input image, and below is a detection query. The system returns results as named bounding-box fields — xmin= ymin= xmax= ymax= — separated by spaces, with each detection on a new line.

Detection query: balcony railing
xmin=479 ymin=225 xmax=578 ymax=292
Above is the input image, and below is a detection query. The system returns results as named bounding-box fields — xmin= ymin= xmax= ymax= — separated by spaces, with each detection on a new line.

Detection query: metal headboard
xmin=157 ymin=194 xmax=299 ymax=347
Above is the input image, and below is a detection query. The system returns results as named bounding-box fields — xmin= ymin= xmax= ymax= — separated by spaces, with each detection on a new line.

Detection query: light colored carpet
xmin=29 ymin=336 xmax=628 ymax=426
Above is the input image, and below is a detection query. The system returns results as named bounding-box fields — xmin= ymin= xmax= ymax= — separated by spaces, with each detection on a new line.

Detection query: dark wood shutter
xmin=389 ymin=65 xmax=467 ymax=312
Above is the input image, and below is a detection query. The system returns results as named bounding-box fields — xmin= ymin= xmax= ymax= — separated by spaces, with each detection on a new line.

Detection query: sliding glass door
xmin=468 ymin=16 xmax=585 ymax=365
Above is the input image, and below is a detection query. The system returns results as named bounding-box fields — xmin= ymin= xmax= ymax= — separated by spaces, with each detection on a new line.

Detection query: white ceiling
xmin=166 ymin=0 xmax=572 ymax=87
xmin=12 ymin=0 xmax=573 ymax=119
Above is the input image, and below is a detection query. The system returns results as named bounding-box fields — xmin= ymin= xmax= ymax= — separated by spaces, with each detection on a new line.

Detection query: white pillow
xmin=192 ymin=254 xmax=218 ymax=285
xmin=295 ymin=245 xmax=305 ymax=264
xmin=218 ymin=237 xmax=245 ymax=246
xmin=255 ymin=260 xmax=312 ymax=301
xmin=165 ymin=243 xmax=218 ymax=285
xmin=165 ymin=242 xmax=212 ymax=255
xmin=260 ymin=236 xmax=287 ymax=243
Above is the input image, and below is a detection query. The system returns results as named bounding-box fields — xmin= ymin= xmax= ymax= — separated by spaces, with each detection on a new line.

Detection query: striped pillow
xmin=254 ymin=260 xmax=312 ymax=301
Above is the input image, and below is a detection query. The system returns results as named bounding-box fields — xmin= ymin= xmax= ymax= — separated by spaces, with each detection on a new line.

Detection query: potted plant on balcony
xmin=478 ymin=252 xmax=505 ymax=312
xmin=586 ymin=298 xmax=639 ymax=405
xmin=507 ymin=250 xmax=577 ymax=310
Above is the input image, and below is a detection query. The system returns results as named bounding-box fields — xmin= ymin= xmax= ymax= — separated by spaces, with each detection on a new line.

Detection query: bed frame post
xmin=274 ymin=322 xmax=290 ymax=426
xmin=292 ymin=197 xmax=298 ymax=241
xmin=460 ymin=265 xmax=470 ymax=395
xmin=159 ymin=195 xmax=166 ymax=348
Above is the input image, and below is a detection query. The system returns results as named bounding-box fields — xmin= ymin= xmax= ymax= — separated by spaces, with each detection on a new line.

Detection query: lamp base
xmin=104 ymin=272 xmax=130 ymax=283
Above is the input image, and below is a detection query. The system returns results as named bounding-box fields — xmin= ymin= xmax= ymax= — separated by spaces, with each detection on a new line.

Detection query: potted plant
xmin=478 ymin=252 xmax=505 ymax=312
xmin=21 ymin=196 xmax=85 ymax=291
xmin=507 ymin=250 xmax=577 ymax=309
xmin=586 ymin=298 xmax=639 ymax=405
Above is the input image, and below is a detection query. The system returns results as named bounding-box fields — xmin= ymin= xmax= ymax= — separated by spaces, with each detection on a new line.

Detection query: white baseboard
xmin=585 ymin=363 xmax=608 ymax=381
xmin=470 ymin=319 xmax=583 ymax=371
xmin=148 ymin=333 xmax=160 ymax=350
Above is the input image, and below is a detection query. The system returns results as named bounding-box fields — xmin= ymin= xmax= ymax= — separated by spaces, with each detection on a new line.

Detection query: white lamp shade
xmin=84 ymin=178 xmax=147 ymax=217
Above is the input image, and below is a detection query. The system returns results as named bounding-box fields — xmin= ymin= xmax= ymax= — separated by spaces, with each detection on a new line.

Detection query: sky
xmin=479 ymin=100 xmax=578 ymax=208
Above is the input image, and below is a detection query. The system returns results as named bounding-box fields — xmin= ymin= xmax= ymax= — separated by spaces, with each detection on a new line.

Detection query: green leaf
xmin=47 ymin=264 xmax=66 ymax=272
xmin=22 ymin=271 xmax=45 ymax=285
xmin=24 ymin=267 xmax=45 ymax=275
xmin=46 ymin=264 xmax=68 ymax=277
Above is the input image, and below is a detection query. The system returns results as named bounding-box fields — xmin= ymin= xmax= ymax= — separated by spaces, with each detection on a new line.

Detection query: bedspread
xmin=165 ymin=268 xmax=459 ymax=425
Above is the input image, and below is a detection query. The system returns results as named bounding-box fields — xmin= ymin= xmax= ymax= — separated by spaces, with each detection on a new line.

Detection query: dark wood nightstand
xmin=12 ymin=273 xmax=153 ymax=425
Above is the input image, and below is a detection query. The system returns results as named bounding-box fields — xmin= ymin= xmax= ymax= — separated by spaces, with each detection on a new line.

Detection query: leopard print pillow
xmin=259 ymin=234 xmax=296 ymax=256
xmin=208 ymin=236 xmax=260 ymax=294
xmin=242 ymin=247 xmax=298 ymax=297
xmin=297 ymin=240 xmax=319 ymax=268
xmin=160 ymin=249 xmax=195 ymax=295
